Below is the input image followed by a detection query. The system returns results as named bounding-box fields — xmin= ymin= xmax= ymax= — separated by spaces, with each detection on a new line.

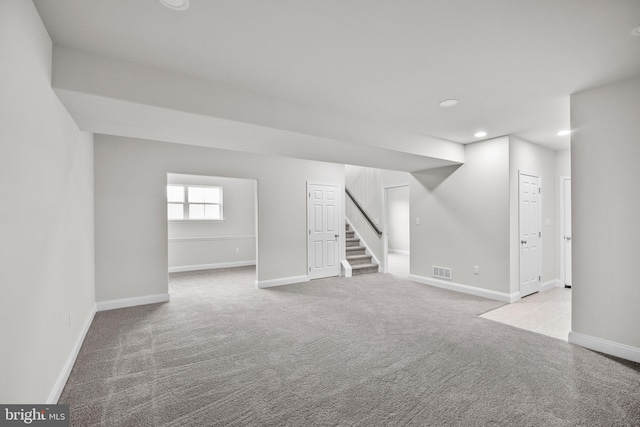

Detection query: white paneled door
xmin=519 ymin=172 xmax=541 ymax=297
xmin=308 ymin=183 xmax=340 ymax=280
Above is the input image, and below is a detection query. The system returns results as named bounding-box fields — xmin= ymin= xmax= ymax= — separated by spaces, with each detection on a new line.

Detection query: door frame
xmin=166 ymin=173 xmax=259 ymax=282
xmin=382 ymin=186 xmax=388 ymax=274
xmin=307 ymin=181 xmax=341 ymax=279
xmin=559 ymin=176 xmax=571 ymax=288
xmin=519 ymin=171 xmax=542 ymax=297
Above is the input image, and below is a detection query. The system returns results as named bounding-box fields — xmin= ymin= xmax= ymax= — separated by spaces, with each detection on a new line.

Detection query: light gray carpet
xmin=60 ymin=267 xmax=640 ymax=426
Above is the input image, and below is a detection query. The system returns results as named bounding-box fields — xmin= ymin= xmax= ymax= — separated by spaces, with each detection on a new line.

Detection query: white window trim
xmin=167 ymin=184 xmax=224 ymax=221
xmin=168 ymin=219 xmax=227 ymax=223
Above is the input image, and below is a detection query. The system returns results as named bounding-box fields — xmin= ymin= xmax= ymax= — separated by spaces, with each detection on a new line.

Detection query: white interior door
xmin=519 ymin=172 xmax=541 ymax=297
xmin=308 ymin=183 xmax=340 ymax=280
xmin=562 ymin=177 xmax=572 ymax=287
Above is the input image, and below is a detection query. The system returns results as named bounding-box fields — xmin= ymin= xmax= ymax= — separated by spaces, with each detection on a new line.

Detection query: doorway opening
xmin=166 ymin=173 xmax=258 ymax=284
xmin=482 ymin=167 xmax=573 ymax=342
xmin=383 ymin=185 xmax=410 ymax=278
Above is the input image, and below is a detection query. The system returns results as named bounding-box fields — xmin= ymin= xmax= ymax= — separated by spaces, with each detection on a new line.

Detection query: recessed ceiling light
xmin=631 ymin=25 xmax=640 ymax=36
xmin=557 ymin=130 xmax=572 ymax=136
xmin=158 ymin=0 xmax=189 ymax=11
xmin=474 ymin=131 xmax=487 ymax=138
xmin=439 ymin=99 xmax=458 ymax=108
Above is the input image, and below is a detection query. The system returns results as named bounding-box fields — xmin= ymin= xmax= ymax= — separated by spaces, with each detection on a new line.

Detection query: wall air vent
xmin=432 ymin=266 xmax=452 ymax=280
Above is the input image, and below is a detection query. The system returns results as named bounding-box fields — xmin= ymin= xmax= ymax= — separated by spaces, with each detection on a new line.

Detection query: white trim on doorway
xmin=559 ymin=176 xmax=572 ymax=288
xmin=382 ymin=186 xmax=388 ymax=273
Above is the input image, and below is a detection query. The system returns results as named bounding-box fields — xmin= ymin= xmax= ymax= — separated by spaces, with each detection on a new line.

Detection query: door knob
xmin=521 ymin=240 xmax=527 ymax=244
xmin=565 ymin=236 xmax=572 ymax=241
xmin=335 ymin=234 xmax=339 ymax=238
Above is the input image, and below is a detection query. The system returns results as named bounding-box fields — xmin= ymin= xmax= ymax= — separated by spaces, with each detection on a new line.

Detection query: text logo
xmin=0 ymin=405 xmax=69 ymax=426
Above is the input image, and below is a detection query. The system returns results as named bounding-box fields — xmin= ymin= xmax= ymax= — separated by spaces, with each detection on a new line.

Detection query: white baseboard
xmin=389 ymin=249 xmax=410 ymax=256
xmin=169 ymin=260 xmax=256 ymax=273
xmin=256 ymin=275 xmax=309 ymax=289
xmin=568 ymin=331 xmax=640 ymax=364
xmin=47 ymin=303 xmax=96 ymax=404
xmin=96 ymin=293 xmax=170 ymax=312
xmin=541 ymin=279 xmax=562 ymax=291
xmin=408 ymin=274 xmax=519 ymax=303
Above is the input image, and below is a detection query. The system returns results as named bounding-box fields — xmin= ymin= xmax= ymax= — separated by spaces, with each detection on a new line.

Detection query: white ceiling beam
xmin=52 ymin=45 xmax=464 ymax=171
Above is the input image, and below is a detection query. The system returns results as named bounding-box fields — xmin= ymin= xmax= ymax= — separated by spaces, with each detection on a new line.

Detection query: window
xmin=167 ymin=185 xmax=185 ymax=219
xmin=167 ymin=185 xmax=223 ymax=220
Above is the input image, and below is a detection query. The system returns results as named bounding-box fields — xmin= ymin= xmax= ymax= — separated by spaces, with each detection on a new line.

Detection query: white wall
xmin=410 ymin=135 xmax=561 ymax=299
xmin=0 ymin=0 xmax=95 ymax=403
xmin=167 ymin=174 xmax=256 ymax=271
xmin=508 ymin=136 xmax=558 ymax=293
xmin=94 ymin=135 xmax=345 ymax=302
xmin=387 ymin=186 xmax=410 ymax=254
xmin=346 ymin=165 xmax=383 ymax=225
xmin=570 ymin=74 xmax=640 ymax=351
xmin=410 ymin=137 xmax=511 ymax=295
xmin=381 ymin=169 xmax=411 ymax=188
xmin=555 ymin=148 xmax=571 ymax=178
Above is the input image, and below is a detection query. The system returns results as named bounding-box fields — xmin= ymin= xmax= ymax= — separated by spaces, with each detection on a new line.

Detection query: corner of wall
xmin=409 ymin=137 xmax=511 ymax=296
xmin=0 ymin=0 xmax=97 ymax=403
xmin=47 ymin=304 xmax=97 ymax=403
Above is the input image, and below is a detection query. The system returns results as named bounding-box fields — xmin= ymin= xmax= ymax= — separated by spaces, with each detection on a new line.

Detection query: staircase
xmin=345 ymin=223 xmax=379 ymax=275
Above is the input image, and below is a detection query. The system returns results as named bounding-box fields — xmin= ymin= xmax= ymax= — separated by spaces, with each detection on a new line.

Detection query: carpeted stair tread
xmin=346 ymin=237 xmax=361 ymax=247
xmin=351 ymin=263 xmax=378 ymax=275
xmin=351 ymin=262 xmax=378 ymax=270
xmin=346 ymin=254 xmax=372 ymax=265
xmin=345 ymin=223 xmax=377 ymax=275
xmin=346 ymin=254 xmax=371 ymax=261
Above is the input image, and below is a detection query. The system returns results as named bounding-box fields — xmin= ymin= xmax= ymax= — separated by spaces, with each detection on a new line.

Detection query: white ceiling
xmin=34 ymin=0 xmax=640 ymax=154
